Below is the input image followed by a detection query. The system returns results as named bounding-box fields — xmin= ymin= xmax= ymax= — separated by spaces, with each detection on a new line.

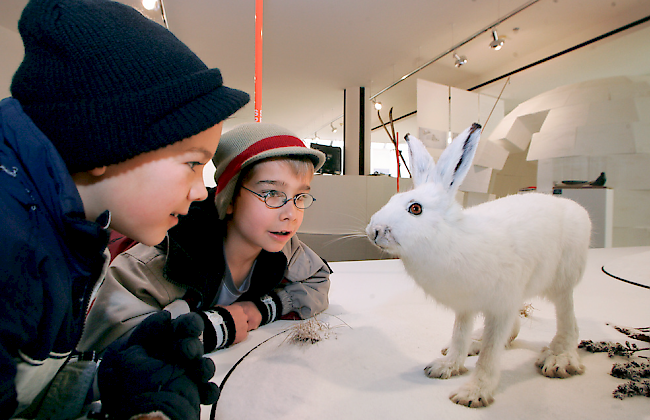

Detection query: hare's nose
xmin=369 ymin=225 xmax=389 ymax=242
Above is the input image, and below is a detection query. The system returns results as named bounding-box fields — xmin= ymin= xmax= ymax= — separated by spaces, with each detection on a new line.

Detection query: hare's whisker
xmin=323 ymin=233 xmax=368 ymax=247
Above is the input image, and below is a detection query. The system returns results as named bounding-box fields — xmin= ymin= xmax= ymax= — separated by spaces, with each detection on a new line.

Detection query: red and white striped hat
xmin=213 ymin=123 xmax=325 ymax=219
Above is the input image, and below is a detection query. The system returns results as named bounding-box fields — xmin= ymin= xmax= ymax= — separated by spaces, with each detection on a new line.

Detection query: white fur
xmin=366 ymin=124 xmax=591 ymax=408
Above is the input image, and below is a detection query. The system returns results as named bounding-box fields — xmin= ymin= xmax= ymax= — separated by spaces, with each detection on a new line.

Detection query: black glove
xmin=98 ymin=311 xmax=220 ymax=420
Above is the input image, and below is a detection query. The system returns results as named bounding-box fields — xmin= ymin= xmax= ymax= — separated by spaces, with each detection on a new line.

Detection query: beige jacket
xmin=78 ymin=235 xmax=331 ymax=354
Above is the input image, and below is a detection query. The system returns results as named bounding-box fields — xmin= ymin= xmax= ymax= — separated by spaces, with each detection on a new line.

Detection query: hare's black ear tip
xmin=404 ymin=133 xmax=411 ymax=141
xmin=471 ymin=123 xmax=482 ymax=132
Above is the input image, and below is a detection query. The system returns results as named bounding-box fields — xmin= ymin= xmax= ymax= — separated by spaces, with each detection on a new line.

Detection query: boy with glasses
xmin=79 ymin=123 xmax=331 ymax=355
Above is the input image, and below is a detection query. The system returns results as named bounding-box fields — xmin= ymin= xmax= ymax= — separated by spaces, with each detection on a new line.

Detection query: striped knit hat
xmin=213 ymin=123 xmax=325 ymax=219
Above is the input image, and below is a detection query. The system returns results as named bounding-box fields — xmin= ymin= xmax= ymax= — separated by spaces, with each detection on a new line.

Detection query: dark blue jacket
xmin=0 ymin=98 xmax=109 ymax=418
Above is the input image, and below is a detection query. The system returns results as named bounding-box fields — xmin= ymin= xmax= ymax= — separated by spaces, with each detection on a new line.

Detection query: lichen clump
xmin=284 ymin=318 xmax=334 ymax=346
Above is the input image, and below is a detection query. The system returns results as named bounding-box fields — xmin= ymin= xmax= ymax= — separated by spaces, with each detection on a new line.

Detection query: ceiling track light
xmin=142 ymin=0 xmax=159 ymax=10
xmin=330 ymin=122 xmax=338 ymax=133
xmin=142 ymin=0 xmax=168 ymax=28
xmin=490 ymin=29 xmax=505 ymax=50
xmin=373 ymin=99 xmax=383 ymax=110
xmin=313 ymin=132 xmax=320 ymax=142
xmin=453 ymin=52 xmax=467 ymax=68
xmin=368 ymin=0 xmax=540 ymax=101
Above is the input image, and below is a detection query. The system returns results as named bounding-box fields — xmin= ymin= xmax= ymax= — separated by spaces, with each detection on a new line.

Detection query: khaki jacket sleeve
xmin=77 ymin=242 xmax=189 ymax=354
xmin=277 ymin=236 xmax=331 ymax=319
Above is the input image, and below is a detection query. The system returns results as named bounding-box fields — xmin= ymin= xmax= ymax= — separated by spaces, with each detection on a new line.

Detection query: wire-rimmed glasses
xmin=242 ymin=186 xmax=316 ymax=209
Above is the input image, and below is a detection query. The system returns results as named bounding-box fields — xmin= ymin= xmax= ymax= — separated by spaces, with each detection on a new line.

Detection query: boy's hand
xmin=232 ymin=301 xmax=263 ymax=331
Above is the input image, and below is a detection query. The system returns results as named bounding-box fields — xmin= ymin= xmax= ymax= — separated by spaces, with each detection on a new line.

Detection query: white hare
xmin=366 ymin=123 xmax=591 ymax=408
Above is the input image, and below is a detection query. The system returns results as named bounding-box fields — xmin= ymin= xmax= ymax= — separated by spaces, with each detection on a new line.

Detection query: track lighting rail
xmin=369 ymin=0 xmax=541 ymax=101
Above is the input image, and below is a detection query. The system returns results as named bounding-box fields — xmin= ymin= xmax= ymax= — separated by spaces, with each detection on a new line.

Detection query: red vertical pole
xmin=396 ymin=131 xmax=400 ymax=192
xmin=254 ymin=0 xmax=263 ymax=122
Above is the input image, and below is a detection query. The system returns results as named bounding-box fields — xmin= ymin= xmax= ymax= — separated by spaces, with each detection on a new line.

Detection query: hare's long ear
xmin=404 ymin=133 xmax=436 ymax=188
xmin=435 ymin=123 xmax=481 ymax=195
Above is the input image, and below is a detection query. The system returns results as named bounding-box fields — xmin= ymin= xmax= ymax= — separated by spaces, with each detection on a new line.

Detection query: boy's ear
xmin=89 ymin=166 xmax=107 ymax=177
xmin=71 ymin=166 xmax=108 ymax=185
xmin=226 ymin=202 xmax=234 ymax=215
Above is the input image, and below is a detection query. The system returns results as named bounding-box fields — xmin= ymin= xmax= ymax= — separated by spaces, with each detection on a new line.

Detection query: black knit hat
xmin=10 ymin=0 xmax=250 ymax=174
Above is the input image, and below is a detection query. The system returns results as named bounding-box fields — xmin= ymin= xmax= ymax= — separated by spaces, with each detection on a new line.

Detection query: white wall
xmin=299 ymin=175 xmax=412 ymax=235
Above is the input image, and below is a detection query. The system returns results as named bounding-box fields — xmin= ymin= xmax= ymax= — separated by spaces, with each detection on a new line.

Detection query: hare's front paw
xmin=424 ymin=358 xmax=468 ymax=379
xmin=536 ymin=346 xmax=585 ymax=378
xmin=450 ymin=380 xmax=494 ymax=408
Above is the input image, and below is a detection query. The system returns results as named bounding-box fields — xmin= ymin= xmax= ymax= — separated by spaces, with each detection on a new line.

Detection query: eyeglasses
xmin=242 ymin=186 xmax=316 ymax=209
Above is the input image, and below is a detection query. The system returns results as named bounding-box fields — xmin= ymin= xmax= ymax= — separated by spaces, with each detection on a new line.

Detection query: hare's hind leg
xmin=425 ymin=311 xmax=474 ymax=379
xmin=450 ymin=310 xmax=517 ymax=408
xmin=535 ymin=291 xmax=585 ymax=378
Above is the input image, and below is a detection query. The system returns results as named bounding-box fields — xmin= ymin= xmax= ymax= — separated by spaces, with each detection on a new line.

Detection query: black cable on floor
xmin=209 ymin=328 xmax=290 ymax=420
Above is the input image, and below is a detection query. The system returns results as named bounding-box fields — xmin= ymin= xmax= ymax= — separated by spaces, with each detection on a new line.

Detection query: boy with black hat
xmin=79 ymin=123 xmax=331 ymax=361
xmin=0 ymin=0 xmax=249 ymax=419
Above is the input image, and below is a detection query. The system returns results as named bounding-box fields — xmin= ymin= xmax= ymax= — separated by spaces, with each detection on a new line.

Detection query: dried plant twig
xmin=519 ymin=303 xmax=535 ymax=318
xmin=607 ymin=324 xmax=650 ymax=343
xmin=611 ymin=360 xmax=650 ymax=380
xmin=579 ymin=323 xmax=650 ymax=400
xmin=283 ymin=318 xmax=331 ymax=345
xmin=282 ymin=315 xmax=351 ymax=346
xmin=578 ymin=340 xmax=648 ymax=359
xmin=377 ymin=108 xmax=412 ymax=178
xmin=613 ymin=380 xmax=650 ymax=399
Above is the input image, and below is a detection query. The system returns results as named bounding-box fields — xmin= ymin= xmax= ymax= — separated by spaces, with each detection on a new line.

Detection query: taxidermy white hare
xmin=366 ymin=123 xmax=591 ymax=408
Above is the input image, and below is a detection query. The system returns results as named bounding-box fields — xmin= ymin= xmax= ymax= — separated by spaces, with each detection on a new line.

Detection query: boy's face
xmin=80 ymin=122 xmax=223 ymax=246
xmin=226 ymin=159 xmax=312 ymax=254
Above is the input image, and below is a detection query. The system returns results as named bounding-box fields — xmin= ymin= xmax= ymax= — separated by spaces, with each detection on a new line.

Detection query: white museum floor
xmin=204 ymin=246 xmax=650 ymax=420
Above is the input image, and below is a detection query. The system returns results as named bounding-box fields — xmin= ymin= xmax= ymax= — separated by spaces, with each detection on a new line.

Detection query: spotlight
xmin=142 ymin=0 xmax=159 ymax=10
xmin=330 ymin=122 xmax=338 ymax=133
xmin=374 ymin=100 xmax=382 ymax=110
xmin=453 ymin=53 xmax=467 ymax=68
xmin=490 ymin=29 xmax=504 ymax=50
xmin=313 ymin=132 xmax=320 ymax=142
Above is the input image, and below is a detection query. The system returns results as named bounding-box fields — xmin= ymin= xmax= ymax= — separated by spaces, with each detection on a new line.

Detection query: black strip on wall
xmin=343 ymin=88 xmax=347 ymax=175
xmin=359 ymin=87 xmax=365 ymax=175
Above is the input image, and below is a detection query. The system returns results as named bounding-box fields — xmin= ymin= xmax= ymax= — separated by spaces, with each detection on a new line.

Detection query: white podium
xmin=553 ymin=187 xmax=613 ymax=248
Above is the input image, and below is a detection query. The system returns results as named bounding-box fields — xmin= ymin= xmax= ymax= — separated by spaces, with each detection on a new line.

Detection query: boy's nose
xmin=279 ymin=201 xmax=298 ymax=220
xmin=189 ymin=179 xmax=209 ymax=202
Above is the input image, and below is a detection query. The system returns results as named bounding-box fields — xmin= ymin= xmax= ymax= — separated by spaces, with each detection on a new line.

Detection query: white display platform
xmin=205 ymin=247 xmax=650 ymax=420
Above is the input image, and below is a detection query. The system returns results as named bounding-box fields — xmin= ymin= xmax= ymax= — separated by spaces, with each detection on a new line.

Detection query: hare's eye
xmin=408 ymin=203 xmax=423 ymax=215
